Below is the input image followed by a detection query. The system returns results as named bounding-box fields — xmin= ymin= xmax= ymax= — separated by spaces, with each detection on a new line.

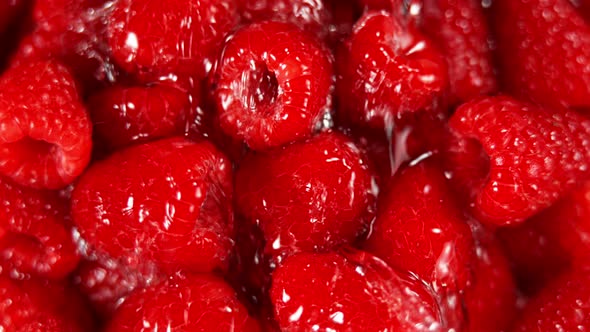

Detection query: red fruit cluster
xmin=0 ymin=0 xmax=589 ymax=331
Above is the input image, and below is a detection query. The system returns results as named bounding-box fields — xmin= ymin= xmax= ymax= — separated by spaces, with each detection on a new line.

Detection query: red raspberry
xmin=107 ymin=0 xmax=238 ymax=83
xmin=71 ymin=137 xmax=234 ymax=274
xmin=73 ymin=256 xmax=163 ymax=318
xmin=512 ymin=267 xmax=590 ymax=331
xmin=463 ymin=230 xmax=517 ymax=332
xmin=0 ymin=60 xmax=92 ymax=189
xmin=0 ymin=276 xmax=96 ymax=331
xmin=105 ymin=274 xmax=261 ymax=332
xmin=490 ymin=0 xmax=590 ymax=113
xmin=14 ymin=0 xmax=114 ymax=92
xmin=446 ymin=96 xmax=590 ymax=225
xmin=0 ymin=176 xmax=80 ymax=279
xmin=88 ymin=83 xmax=191 ymax=150
xmin=211 ymin=21 xmax=334 ymax=150
xmin=419 ymin=0 xmax=497 ymax=105
xmin=358 ymin=0 xmax=497 ymax=106
xmin=235 ymin=132 xmax=376 ymax=261
xmin=364 ymin=159 xmax=476 ymax=293
xmin=270 ymin=250 xmax=443 ymax=331
xmin=236 ymin=0 xmax=358 ymax=45
xmin=497 ymin=180 xmax=590 ymax=294
xmin=237 ymin=0 xmax=332 ymax=38
xmin=336 ymin=10 xmax=447 ymax=129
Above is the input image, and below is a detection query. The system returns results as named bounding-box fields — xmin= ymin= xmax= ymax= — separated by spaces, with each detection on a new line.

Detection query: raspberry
xmin=270 ymin=249 xmax=443 ymax=331
xmin=0 ymin=176 xmax=80 ymax=279
xmin=88 ymin=83 xmax=191 ymax=150
xmin=447 ymin=96 xmax=590 ymax=225
xmin=497 ymin=180 xmax=590 ymax=294
xmin=512 ymin=267 xmax=590 ymax=331
xmin=419 ymin=0 xmax=497 ymax=105
xmin=211 ymin=21 xmax=334 ymax=150
xmin=13 ymin=0 xmax=114 ymax=92
xmin=0 ymin=276 xmax=96 ymax=332
xmin=0 ymin=60 xmax=92 ymax=189
xmin=237 ymin=0 xmax=333 ymax=38
xmin=107 ymin=0 xmax=238 ymax=83
xmin=463 ymin=230 xmax=517 ymax=332
xmin=73 ymin=256 xmax=163 ymax=318
xmin=359 ymin=0 xmax=497 ymax=106
xmin=105 ymin=274 xmax=261 ymax=332
xmin=235 ymin=131 xmax=376 ymax=262
xmin=236 ymin=0 xmax=358 ymax=45
xmin=364 ymin=159 xmax=476 ymax=292
xmin=336 ymin=10 xmax=447 ymax=129
xmin=72 ymin=137 xmax=234 ymax=274
xmin=490 ymin=0 xmax=590 ymax=113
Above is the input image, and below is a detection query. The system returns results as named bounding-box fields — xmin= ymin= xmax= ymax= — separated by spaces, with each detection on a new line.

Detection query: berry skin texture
xmin=0 ymin=176 xmax=80 ymax=279
xmin=0 ymin=60 xmax=93 ymax=189
xmin=447 ymin=96 xmax=590 ymax=225
xmin=497 ymin=180 xmax=590 ymax=294
xmin=212 ymin=21 xmax=334 ymax=151
xmin=108 ymin=0 xmax=238 ymax=83
xmin=88 ymin=83 xmax=191 ymax=150
xmin=237 ymin=0 xmax=332 ymax=39
xmin=490 ymin=0 xmax=590 ymax=112
xmin=270 ymin=250 xmax=443 ymax=331
xmin=105 ymin=274 xmax=261 ymax=332
xmin=235 ymin=131 xmax=376 ymax=261
xmin=236 ymin=0 xmax=357 ymax=45
xmin=512 ymin=268 xmax=590 ymax=331
xmin=14 ymin=0 xmax=113 ymax=92
xmin=419 ymin=0 xmax=497 ymax=105
xmin=336 ymin=10 xmax=447 ymax=129
xmin=364 ymin=159 xmax=476 ymax=292
xmin=73 ymin=256 xmax=163 ymax=319
xmin=0 ymin=276 xmax=96 ymax=332
xmin=71 ymin=137 xmax=234 ymax=274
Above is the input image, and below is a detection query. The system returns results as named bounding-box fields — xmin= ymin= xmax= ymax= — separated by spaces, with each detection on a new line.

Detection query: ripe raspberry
xmin=235 ymin=131 xmax=376 ymax=261
xmin=105 ymin=274 xmax=261 ymax=332
xmin=0 ymin=176 xmax=80 ymax=279
xmin=490 ymin=0 xmax=590 ymax=112
xmin=107 ymin=0 xmax=238 ymax=83
xmin=212 ymin=21 xmax=334 ymax=150
xmin=364 ymin=159 xmax=476 ymax=292
xmin=512 ymin=267 xmax=590 ymax=331
xmin=88 ymin=83 xmax=191 ymax=150
xmin=447 ymin=96 xmax=590 ymax=225
xmin=419 ymin=0 xmax=497 ymax=105
xmin=0 ymin=60 xmax=92 ymax=189
xmin=270 ymin=249 xmax=443 ymax=331
xmin=72 ymin=137 xmax=234 ymax=274
xmin=336 ymin=10 xmax=447 ymax=129
xmin=73 ymin=256 xmax=163 ymax=319
xmin=13 ymin=0 xmax=114 ymax=92
xmin=0 ymin=276 xmax=96 ymax=332
xmin=497 ymin=180 xmax=590 ymax=294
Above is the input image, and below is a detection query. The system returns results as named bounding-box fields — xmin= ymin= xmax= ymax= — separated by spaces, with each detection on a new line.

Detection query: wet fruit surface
xmin=72 ymin=138 xmax=234 ymax=274
xmin=0 ymin=0 xmax=589 ymax=331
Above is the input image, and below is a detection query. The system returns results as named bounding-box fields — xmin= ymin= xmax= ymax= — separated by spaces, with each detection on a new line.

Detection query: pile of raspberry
xmin=1 ymin=0 xmax=589 ymax=331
